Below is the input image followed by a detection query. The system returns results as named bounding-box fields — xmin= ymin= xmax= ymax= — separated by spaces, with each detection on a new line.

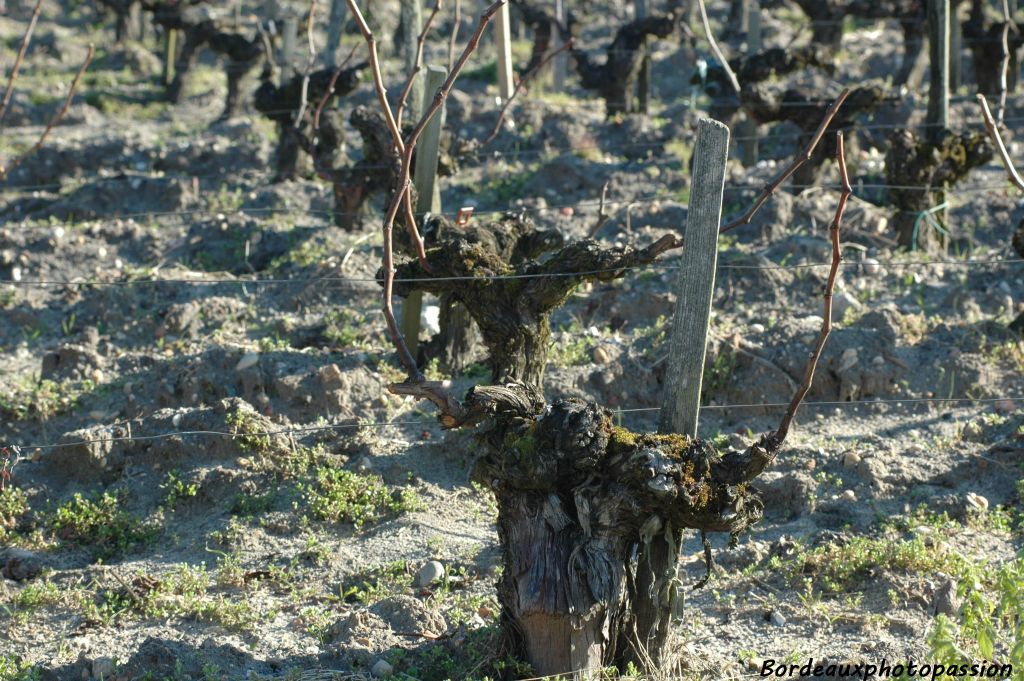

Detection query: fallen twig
xmin=721 ymin=88 xmax=850 ymax=233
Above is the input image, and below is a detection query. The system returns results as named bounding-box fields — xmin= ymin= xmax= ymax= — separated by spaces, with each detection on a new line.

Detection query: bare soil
xmin=1 ymin=2 xmax=1023 ymax=680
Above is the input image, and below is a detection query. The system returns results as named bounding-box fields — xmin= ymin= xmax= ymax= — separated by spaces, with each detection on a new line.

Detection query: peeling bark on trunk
xmin=461 ymin=388 xmax=775 ymax=675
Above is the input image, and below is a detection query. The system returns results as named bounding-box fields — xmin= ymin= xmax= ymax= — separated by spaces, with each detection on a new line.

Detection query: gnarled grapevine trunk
xmin=388 ymin=214 xmax=679 ymax=385
xmin=464 ymin=390 xmax=773 ymax=675
xmin=884 ymin=128 xmax=992 ymax=251
xmin=568 ymin=15 xmax=675 ymax=116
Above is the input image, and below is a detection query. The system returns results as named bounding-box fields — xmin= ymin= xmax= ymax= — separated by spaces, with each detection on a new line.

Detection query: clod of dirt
xmin=759 ymin=470 xmax=817 ymax=517
xmin=370 ymin=594 xmax=447 ymax=637
xmin=32 ymin=176 xmax=197 ymax=221
xmin=1 ymin=548 xmax=43 ymax=581
xmin=48 ymin=397 xmax=290 ymax=483
xmin=40 ymin=343 xmax=104 ymax=381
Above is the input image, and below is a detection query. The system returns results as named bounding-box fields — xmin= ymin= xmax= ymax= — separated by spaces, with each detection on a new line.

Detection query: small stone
xmin=841 ymin=451 xmax=861 ymax=469
xmin=838 ymin=347 xmax=859 ymax=373
xmin=862 ymin=257 xmax=881 ymax=275
xmin=932 ymin=577 xmax=961 ymax=617
xmin=839 ymin=489 xmax=857 ymax=502
xmin=371 ymin=659 xmax=394 ymax=678
xmin=749 ymin=323 xmax=765 ymax=334
xmin=995 ymin=399 xmax=1016 ymax=414
xmin=592 ymin=345 xmax=612 ymax=364
xmin=727 ymin=433 xmax=750 ymax=451
xmin=1 ymin=548 xmax=42 ymax=581
xmin=416 ymin=560 xmax=445 ymax=587
xmin=833 ymin=291 xmax=863 ymax=321
xmin=769 ymin=610 xmax=786 ymax=627
xmin=235 ymin=352 xmax=260 ymax=371
xmin=92 ymin=657 xmax=115 ymax=679
xmin=965 ymin=492 xmax=989 ymax=513
xmin=317 ymin=363 xmax=345 ymax=389
xmin=421 ymin=305 xmax=441 ymax=336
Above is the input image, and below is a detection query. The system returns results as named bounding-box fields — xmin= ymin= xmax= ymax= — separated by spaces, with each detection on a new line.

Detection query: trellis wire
xmin=4 ymin=395 xmax=1020 ymax=453
xmin=3 ymin=255 xmax=1023 ymax=289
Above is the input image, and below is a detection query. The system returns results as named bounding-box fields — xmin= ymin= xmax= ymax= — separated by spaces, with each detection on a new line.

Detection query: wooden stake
xmin=401 ymin=0 xmax=425 ymax=119
xmin=950 ymin=0 xmax=961 ymax=92
xmin=635 ymin=0 xmax=650 ymax=114
xmin=163 ymin=28 xmax=177 ymax=86
xmin=658 ymin=118 xmax=729 ymax=437
xmin=927 ymin=0 xmax=949 ymax=144
xmin=281 ymin=16 xmax=298 ymax=80
xmin=737 ymin=113 xmax=757 ymax=166
xmin=926 ymin=0 xmax=949 ymax=245
xmin=552 ymin=0 xmax=567 ymax=90
xmin=747 ymin=0 xmax=761 ymax=53
xmin=495 ymin=0 xmax=514 ymax=101
xmin=326 ymin=0 xmax=348 ymax=66
xmin=401 ymin=65 xmax=448 ymax=361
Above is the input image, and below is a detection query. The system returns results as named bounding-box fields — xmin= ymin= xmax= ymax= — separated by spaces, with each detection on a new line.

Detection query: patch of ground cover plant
xmin=754 ymin=502 xmax=1024 ymax=671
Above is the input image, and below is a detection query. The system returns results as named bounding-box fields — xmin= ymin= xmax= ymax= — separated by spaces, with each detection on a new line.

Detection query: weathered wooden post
xmin=950 ymin=0 xmax=961 ymax=92
xmin=325 ymin=0 xmax=348 ymax=66
xmin=927 ymin=0 xmax=950 ymax=143
xmin=401 ymin=0 xmax=425 ymax=118
xmin=495 ymin=0 xmax=514 ymax=101
xmin=130 ymin=1 xmax=144 ymax=42
xmin=636 ymin=0 xmax=651 ymax=113
xmin=552 ymin=0 xmax=567 ymax=90
xmin=281 ymin=15 xmax=298 ymax=80
xmin=731 ymin=0 xmax=748 ymax=35
xmin=926 ymin=0 xmax=950 ymax=248
xmin=162 ymin=28 xmax=178 ymax=86
xmin=747 ymin=0 xmax=761 ymax=53
xmin=627 ymin=118 xmax=730 ymax=670
xmin=400 ymin=66 xmax=448 ymax=361
xmin=659 ymin=118 xmax=730 ymax=437
xmin=736 ymin=0 xmax=760 ymax=166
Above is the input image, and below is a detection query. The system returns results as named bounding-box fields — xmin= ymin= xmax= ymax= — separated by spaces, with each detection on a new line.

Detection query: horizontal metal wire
xmin=2 ymin=256 xmax=1022 ymax=289
xmin=4 ymin=395 xmax=1018 ymax=452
